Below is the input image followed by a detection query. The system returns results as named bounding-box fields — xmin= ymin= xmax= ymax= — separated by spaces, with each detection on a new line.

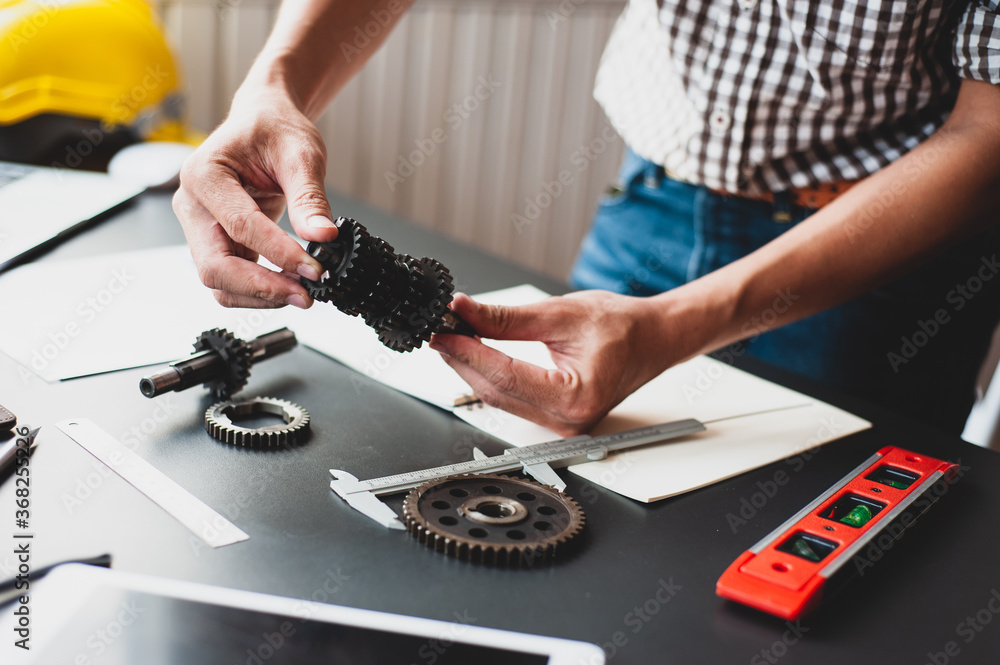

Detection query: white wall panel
xmin=152 ymin=0 xmax=627 ymax=280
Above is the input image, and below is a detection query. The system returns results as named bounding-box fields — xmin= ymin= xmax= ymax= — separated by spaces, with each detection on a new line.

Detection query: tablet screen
xmin=39 ymin=587 xmax=549 ymax=665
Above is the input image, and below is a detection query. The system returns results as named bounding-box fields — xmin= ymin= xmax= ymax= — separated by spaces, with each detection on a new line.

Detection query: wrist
xmin=641 ymin=275 xmax=745 ymax=364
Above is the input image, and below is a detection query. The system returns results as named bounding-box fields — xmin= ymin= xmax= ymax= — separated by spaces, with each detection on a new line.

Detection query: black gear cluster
xmin=193 ymin=328 xmax=251 ymax=399
xmin=301 ymin=217 xmax=471 ymax=352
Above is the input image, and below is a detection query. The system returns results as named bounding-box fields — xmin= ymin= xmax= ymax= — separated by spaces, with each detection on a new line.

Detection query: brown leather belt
xmin=711 ymin=181 xmax=856 ymax=221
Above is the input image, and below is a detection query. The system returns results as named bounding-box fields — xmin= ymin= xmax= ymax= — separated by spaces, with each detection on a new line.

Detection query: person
xmin=174 ymin=0 xmax=1000 ymax=438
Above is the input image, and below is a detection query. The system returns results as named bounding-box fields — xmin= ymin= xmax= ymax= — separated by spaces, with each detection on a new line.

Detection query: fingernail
xmin=297 ymin=263 xmax=322 ymax=281
xmin=287 ymin=293 xmax=310 ymax=309
xmin=307 ymin=215 xmax=336 ymax=228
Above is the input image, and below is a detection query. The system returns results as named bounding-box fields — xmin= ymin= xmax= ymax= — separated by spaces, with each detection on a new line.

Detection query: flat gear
xmin=204 ymin=397 xmax=310 ymax=449
xmin=300 ymin=216 xmax=473 ymax=352
xmin=402 ymin=474 xmax=585 ymax=566
xmin=193 ymin=328 xmax=251 ymax=400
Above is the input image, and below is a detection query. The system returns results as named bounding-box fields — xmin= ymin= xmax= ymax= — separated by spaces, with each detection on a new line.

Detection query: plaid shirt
xmin=595 ymin=0 xmax=1000 ymax=195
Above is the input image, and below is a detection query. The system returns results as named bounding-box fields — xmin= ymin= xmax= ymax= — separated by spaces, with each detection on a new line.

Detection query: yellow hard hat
xmin=0 ymin=0 xmax=201 ymax=165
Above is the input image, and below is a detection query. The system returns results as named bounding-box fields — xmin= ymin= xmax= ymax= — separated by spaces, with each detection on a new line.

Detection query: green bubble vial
xmin=840 ymin=504 xmax=873 ymax=527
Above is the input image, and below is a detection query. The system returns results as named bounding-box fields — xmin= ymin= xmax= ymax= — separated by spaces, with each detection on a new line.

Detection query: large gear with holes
xmin=300 ymin=217 xmax=475 ymax=352
xmin=204 ymin=397 xmax=310 ymax=449
xmin=193 ymin=328 xmax=252 ymax=400
xmin=402 ymin=474 xmax=585 ymax=566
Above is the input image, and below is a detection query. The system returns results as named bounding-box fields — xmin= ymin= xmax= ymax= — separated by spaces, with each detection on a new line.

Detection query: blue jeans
xmin=571 ymin=148 xmax=1000 ymax=434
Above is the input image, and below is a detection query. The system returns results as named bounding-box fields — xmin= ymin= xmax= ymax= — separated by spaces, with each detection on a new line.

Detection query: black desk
xmin=2 ymin=192 xmax=999 ymax=664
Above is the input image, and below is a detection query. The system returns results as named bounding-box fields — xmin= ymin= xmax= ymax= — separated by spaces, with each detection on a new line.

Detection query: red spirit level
xmin=716 ymin=447 xmax=957 ymax=620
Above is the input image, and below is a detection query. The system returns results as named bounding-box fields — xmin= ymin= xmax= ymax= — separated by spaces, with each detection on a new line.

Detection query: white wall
xmin=155 ymin=0 xmax=628 ymax=281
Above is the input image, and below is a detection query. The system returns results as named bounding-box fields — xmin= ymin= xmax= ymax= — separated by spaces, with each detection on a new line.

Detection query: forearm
xmin=238 ymin=0 xmax=413 ymax=118
xmin=653 ymin=80 xmax=1000 ymax=364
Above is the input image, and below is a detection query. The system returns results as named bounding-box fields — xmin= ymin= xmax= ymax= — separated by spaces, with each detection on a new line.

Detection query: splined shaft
xmin=139 ymin=327 xmax=297 ymax=399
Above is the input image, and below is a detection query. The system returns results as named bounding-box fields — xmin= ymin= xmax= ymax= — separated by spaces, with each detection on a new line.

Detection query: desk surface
xmin=2 ymin=192 xmax=999 ymax=664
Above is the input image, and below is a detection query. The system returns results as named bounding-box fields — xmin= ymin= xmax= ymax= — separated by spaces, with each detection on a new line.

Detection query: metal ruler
xmin=57 ymin=419 xmax=249 ymax=548
xmin=330 ymin=418 xmax=706 ymax=529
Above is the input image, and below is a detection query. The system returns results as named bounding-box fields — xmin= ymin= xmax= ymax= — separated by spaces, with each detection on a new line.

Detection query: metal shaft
xmin=139 ymin=327 xmax=298 ymax=398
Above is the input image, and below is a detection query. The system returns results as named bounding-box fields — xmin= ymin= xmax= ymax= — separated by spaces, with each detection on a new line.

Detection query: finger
xmin=212 ymin=290 xmax=296 ymax=309
xmin=437 ymin=352 xmax=585 ymax=437
xmin=277 ymin=148 xmax=339 ymax=243
xmin=448 ymin=293 xmax=563 ymax=342
xmin=177 ymin=191 xmax=313 ymax=308
xmin=431 ymin=334 xmax=572 ymax=411
xmin=188 ymin=163 xmax=325 ymax=281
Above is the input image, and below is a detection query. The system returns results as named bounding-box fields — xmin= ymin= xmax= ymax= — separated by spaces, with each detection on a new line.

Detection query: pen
xmin=0 ymin=553 xmax=113 ymax=606
xmin=0 ymin=427 xmax=38 ymax=479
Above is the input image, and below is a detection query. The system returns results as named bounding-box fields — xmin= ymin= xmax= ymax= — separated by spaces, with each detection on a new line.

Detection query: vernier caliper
xmin=330 ymin=418 xmax=706 ymax=529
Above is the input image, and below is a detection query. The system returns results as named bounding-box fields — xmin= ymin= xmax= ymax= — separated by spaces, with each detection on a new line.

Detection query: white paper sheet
xmin=0 ymin=246 xmax=291 ymax=381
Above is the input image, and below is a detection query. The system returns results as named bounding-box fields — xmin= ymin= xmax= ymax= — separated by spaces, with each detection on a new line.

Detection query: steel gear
xmin=402 ymin=474 xmax=585 ymax=566
xmin=204 ymin=397 xmax=310 ymax=449
xmin=192 ymin=328 xmax=251 ymax=400
xmin=300 ymin=217 xmax=476 ymax=352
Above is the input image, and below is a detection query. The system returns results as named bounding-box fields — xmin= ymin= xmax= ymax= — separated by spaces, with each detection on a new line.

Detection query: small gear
xmin=193 ymin=328 xmax=252 ymax=400
xmin=402 ymin=474 xmax=585 ymax=566
xmin=204 ymin=397 xmax=311 ymax=449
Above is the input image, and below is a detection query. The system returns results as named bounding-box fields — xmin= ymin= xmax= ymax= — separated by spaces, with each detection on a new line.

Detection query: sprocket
xmin=192 ymin=328 xmax=252 ymax=400
xmin=299 ymin=217 xmax=474 ymax=352
xmin=402 ymin=474 xmax=585 ymax=566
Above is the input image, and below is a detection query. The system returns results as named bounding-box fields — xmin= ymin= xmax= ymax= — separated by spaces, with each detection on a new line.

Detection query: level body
xmin=716 ymin=446 xmax=957 ymax=619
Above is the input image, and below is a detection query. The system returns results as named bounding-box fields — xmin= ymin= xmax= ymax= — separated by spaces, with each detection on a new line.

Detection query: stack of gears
xmin=300 ymin=216 xmax=475 ymax=352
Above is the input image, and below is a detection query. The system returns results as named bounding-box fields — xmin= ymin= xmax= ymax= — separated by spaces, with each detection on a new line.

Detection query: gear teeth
xmin=193 ymin=328 xmax=252 ymax=399
xmin=301 ymin=217 xmax=466 ymax=353
xmin=204 ymin=397 xmax=310 ymax=449
xmin=401 ymin=474 xmax=585 ymax=566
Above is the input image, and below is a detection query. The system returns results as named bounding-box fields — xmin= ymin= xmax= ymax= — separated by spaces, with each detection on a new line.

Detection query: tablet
xmin=1 ymin=564 xmax=603 ymax=664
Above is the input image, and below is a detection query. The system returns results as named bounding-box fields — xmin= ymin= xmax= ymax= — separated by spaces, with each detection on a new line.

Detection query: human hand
xmin=172 ymin=88 xmax=338 ymax=309
xmin=430 ymin=291 xmax=680 ymax=437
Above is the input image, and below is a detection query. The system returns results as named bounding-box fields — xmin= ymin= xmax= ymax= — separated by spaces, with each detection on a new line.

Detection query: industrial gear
xmin=402 ymin=474 xmax=585 ymax=566
xmin=205 ymin=397 xmax=311 ymax=449
xmin=139 ymin=328 xmax=298 ymax=401
xmin=302 ymin=216 xmax=477 ymax=352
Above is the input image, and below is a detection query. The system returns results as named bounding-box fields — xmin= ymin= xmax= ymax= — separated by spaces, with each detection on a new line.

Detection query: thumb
xmin=281 ymin=152 xmax=339 ymax=243
xmin=449 ymin=293 xmax=556 ymax=341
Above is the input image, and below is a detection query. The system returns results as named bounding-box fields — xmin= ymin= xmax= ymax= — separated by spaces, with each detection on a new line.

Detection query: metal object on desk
xmin=403 ymin=474 xmax=585 ymax=565
xmin=139 ymin=327 xmax=298 ymax=400
xmin=204 ymin=397 xmax=310 ymax=448
xmin=301 ymin=216 xmax=477 ymax=352
xmin=0 ymin=426 xmax=38 ymax=480
xmin=56 ymin=419 xmax=249 ymax=548
xmin=0 ymin=402 xmax=15 ymax=431
xmin=330 ymin=418 xmax=706 ymax=530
